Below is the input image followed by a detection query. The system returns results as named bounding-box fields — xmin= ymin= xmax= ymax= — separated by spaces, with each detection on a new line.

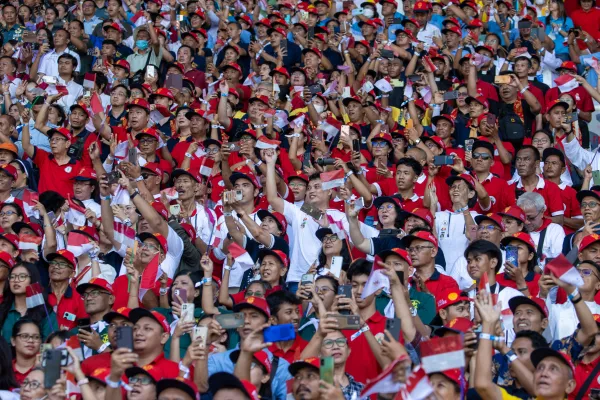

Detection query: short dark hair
xmin=58 ymin=53 xmax=78 ymax=70
xmin=267 ymin=290 xmax=301 ymax=317
xmin=396 ymin=157 xmax=423 ymax=176
xmin=308 ymin=172 xmax=321 ymax=183
xmin=347 ymin=258 xmax=372 ymax=281
xmin=464 ymin=239 xmax=503 ymax=273
xmin=514 ymin=330 xmax=549 ymax=349
xmin=408 ymin=225 xmax=433 ymax=235
xmin=315 ymin=275 xmax=339 ymax=294
xmin=0 ymin=56 xmax=17 ymax=72
xmin=517 ymin=145 xmax=540 ymax=162
xmin=70 ymin=19 xmax=84 ymax=30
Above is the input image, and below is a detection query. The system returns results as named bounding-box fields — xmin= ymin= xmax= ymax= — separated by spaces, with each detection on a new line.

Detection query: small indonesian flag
xmin=19 ymin=234 xmax=42 ymax=251
xmin=83 ymin=73 xmax=96 ymax=89
xmin=337 ymin=65 xmax=351 ymax=73
xmin=423 ymin=55 xmax=438 ymax=72
xmin=555 ymin=74 xmax=579 ymax=93
xmin=26 ymin=283 xmax=44 ymax=308
xmin=514 ymin=47 xmax=530 ymax=58
xmin=320 ymin=169 xmax=345 ymax=190
xmin=584 ymin=57 xmax=600 ymax=71
xmin=375 ymin=78 xmax=393 ymax=93
xmin=130 ymin=10 xmax=146 ymax=26
xmin=361 ymin=255 xmax=389 ymax=299
xmin=323 ymin=80 xmax=338 ymax=97
xmin=420 ymin=335 xmax=465 ymax=373
xmin=140 ymin=254 xmax=162 ymax=301
xmin=404 ymin=79 xmax=414 ymax=99
xmin=273 ymin=110 xmax=288 ymax=129
xmin=320 ymin=116 xmax=342 ymax=142
xmin=67 ymin=230 xmax=94 ymax=257
xmin=478 ymin=271 xmax=498 ymax=304
xmin=256 ymin=136 xmax=281 ymax=150
xmin=290 ymin=114 xmax=305 ymax=129
xmin=66 ymin=196 xmax=87 ymax=227
xmin=327 ymin=215 xmax=347 ymax=239
xmin=400 ymin=366 xmax=434 ymax=400
xmin=161 ymin=187 xmax=179 ymax=201
xmin=111 ymin=185 xmax=131 ymax=206
xmin=199 ymin=157 xmax=215 ymax=177
xmin=150 ymin=104 xmax=171 ymax=125
xmin=90 ymin=93 xmax=103 ymax=115
xmin=22 ymin=190 xmax=40 ymax=220
xmin=361 ymin=355 xmax=409 ymax=397
xmin=114 ymin=141 xmax=129 ymax=160
xmin=545 ymin=254 xmax=584 ymax=288
xmin=471 ymin=53 xmax=491 ymax=68
xmin=420 ymin=87 xmax=432 ymax=103
xmin=113 ymin=221 xmax=136 ymax=249
xmin=228 ymin=242 xmax=254 ymax=272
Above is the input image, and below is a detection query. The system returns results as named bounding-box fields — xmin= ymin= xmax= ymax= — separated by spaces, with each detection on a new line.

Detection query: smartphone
xmin=307 ymin=83 xmax=321 ymax=96
xmin=128 ymin=147 xmax=138 ymax=166
xmin=494 ymin=75 xmax=511 ymax=84
xmin=192 ymin=326 xmax=208 ymax=345
xmin=340 ymin=125 xmax=350 ymax=141
xmin=41 ymin=343 xmax=53 ymax=353
xmin=505 ymin=245 xmax=518 ymax=266
xmin=405 ymin=119 xmax=414 ymax=129
xmin=593 ymin=170 xmax=600 ymax=186
xmin=234 ymin=189 xmax=243 ymax=201
xmin=351 ymin=7 xmax=363 ymax=16
xmin=300 ymin=203 xmax=324 ymax=220
xmin=228 ymin=142 xmax=241 ymax=152
xmin=43 ymin=349 xmax=64 ymax=388
xmin=280 ymin=39 xmax=288 ymax=55
xmin=263 ymin=324 xmax=296 ymax=342
xmin=165 ymin=74 xmax=183 ymax=90
xmin=385 ymin=317 xmax=402 ymax=342
xmin=173 ymin=288 xmax=187 ymax=305
xmin=116 ymin=326 xmax=134 ymax=350
xmin=181 ymin=303 xmax=195 ymax=323
xmin=170 ymin=204 xmax=181 ymax=216
xmin=320 ymin=356 xmax=334 ymax=385
xmin=465 ymin=139 xmax=474 ymax=152
xmin=146 ymin=65 xmax=156 ymax=79
xmin=433 ymin=155 xmax=454 ymax=166
xmin=590 ymin=388 xmax=600 ymax=400
xmin=407 ymin=74 xmax=421 ymax=83
xmin=380 ymin=49 xmax=394 ymax=59
xmin=443 ymin=91 xmax=460 ymax=100
xmin=332 ymin=314 xmax=361 ymax=329
xmin=330 ymin=256 xmax=343 ymax=278
xmin=518 ymin=20 xmax=532 ymax=30
xmin=107 ymin=170 xmax=120 ymax=185
xmin=396 ymin=270 xmax=405 ymax=285
xmin=352 ymin=138 xmax=361 ymax=153
xmin=301 ymin=273 xmax=314 ymax=285
xmin=338 ymin=284 xmax=352 ymax=315
xmin=308 ymin=26 xmax=315 ymax=39
xmin=215 ymin=312 xmax=245 ymax=329
xmin=78 ymin=318 xmax=91 ymax=334
xmin=486 ymin=113 xmax=496 ymax=126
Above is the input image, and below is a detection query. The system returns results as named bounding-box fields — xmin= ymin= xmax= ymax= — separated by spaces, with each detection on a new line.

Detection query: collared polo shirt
xmin=33 ymin=148 xmax=82 ymax=198
xmin=411 ymin=269 xmax=460 ymax=302
xmin=343 ymin=311 xmax=386 ymax=384
xmin=268 ymin=335 xmax=308 ymax=364
xmin=47 ymin=284 xmax=87 ymax=331
xmin=508 ymin=176 xmax=564 ymax=217
xmin=475 ymin=173 xmax=516 ymax=214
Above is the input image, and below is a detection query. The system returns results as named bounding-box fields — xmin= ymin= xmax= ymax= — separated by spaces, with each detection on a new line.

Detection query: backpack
xmin=498 ymin=102 xmax=526 ymax=142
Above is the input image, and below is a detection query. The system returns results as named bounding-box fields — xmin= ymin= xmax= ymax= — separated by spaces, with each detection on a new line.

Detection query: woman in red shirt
xmin=497 ymin=233 xmax=541 ymax=297
xmin=10 ymin=319 xmax=40 ymax=386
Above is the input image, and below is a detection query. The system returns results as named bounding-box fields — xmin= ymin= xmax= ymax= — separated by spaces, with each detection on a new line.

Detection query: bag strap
xmin=261 ymin=355 xmax=279 ymax=399
xmin=575 ymin=357 xmax=600 ymax=400
xmin=536 ymin=228 xmax=547 ymax=262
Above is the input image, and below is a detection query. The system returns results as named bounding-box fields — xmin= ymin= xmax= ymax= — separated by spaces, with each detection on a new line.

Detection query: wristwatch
xmin=413 ymin=138 xmax=421 ymax=145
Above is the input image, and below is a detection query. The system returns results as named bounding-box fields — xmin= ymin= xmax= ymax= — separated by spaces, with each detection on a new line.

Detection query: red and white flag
xmin=161 ymin=187 xmax=179 ymax=201
xmin=320 ymin=169 xmax=345 ymax=190
xmin=199 ymin=157 xmax=215 ymax=177
xmin=83 ymin=73 xmax=95 ymax=89
xmin=361 ymin=355 xmax=409 ymax=397
xmin=228 ymin=242 xmax=254 ymax=275
xmin=554 ymin=74 xmax=579 ymax=93
xmin=546 ymin=254 xmax=584 ymax=288
xmin=361 ymin=255 xmax=390 ymax=299
xmin=289 ymin=114 xmax=305 ymax=130
xmin=327 ymin=215 xmax=347 ymax=239
xmin=320 ymin=116 xmax=342 ymax=141
xmin=19 ymin=234 xmax=42 ymax=251
xmin=375 ymin=78 xmax=393 ymax=93
xmin=66 ymin=196 xmax=87 ymax=227
xmin=255 ymin=136 xmax=281 ymax=150
xmin=150 ymin=104 xmax=171 ymax=125
xmin=113 ymin=221 xmax=136 ymax=249
xmin=420 ymin=335 xmax=465 ymax=373
xmin=90 ymin=93 xmax=103 ymax=116
xmin=22 ymin=190 xmax=40 ymax=219
xmin=67 ymin=230 xmax=95 ymax=257
xmin=26 ymin=283 xmax=45 ymax=308
xmin=111 ymin=185 xmax=130 ymax=206
xmin=140 ymin=254 xmax=162 ymax=301
xmin=398 ymin=366 xmax=434 ymax=400
xmin=114 ymin=141 xmax=129 ymax=160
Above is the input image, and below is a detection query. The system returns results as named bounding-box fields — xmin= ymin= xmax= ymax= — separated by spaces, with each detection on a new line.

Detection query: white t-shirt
xmin=546 ymin=298 xmax=600 ymax=341
xmin=451 ymin=249 xmax=508 ymax=290
xmin=435 ymin=210 xmax=479 ymax=272
xmin=529 ymin=223 xmax=565 ymax=269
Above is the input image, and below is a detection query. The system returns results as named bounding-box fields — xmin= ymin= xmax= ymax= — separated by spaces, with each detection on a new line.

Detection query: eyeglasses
xmin=525 ymin=210 xmax=543 ymax=221
xmin=472 ymin=152 xmax=492 ymax=160
xmin=582 ymin=201 xmax=600 ymax=209
xmin=322 ymin=234 xmax=339 ymax=244
xmin=245 ymin=290 xmax=264 ymax=297
xmin=578 ymin=268 xmax=600 ymax=280
xmin=81 ymin=290 xmax=111 ymax=299
xmin=407 ymin=245 xmax=433 ymax=253
xmin=49 ymin=261 xmax=73 ymax=270
xmin=21 ymin=379 xmax=42 ymax=389
xmin=477 ymin=224 xmax=498 ymax=231
xmin=16 ymin=333 xmax=41 ymax=342
xmin=378 ymin=204 xmax=396 ymax=210
xmin=9 ymin=273 xmax=30 ymax=282
xmin=532 ymin=138 xmax=549 ymax=145
xmin=322 ymin=338 xmax=347 ymax=348
xmin=206 ymin=148 xmax=220 ymax=154
xmin=49 ymin=137 xmax=68 ymax=143
xmin=141 ymin=242 xmax=160 ymax=252
xmin=138 ymin=138 xmax=157 ymax=145
xmin=372 ymin=141 xmax=388 ymax=148
xmin=0 ymin=210 xmax=18 ymax=217
xmin=129 ymin=376 xmax=154 ymax=385
xmin=315 ymin=286 xmax=334 ymax=294
xmin=289 ymin=182 xmax=307 ymax=188
xmin=240 ymin=135 xmax=254 ymax=142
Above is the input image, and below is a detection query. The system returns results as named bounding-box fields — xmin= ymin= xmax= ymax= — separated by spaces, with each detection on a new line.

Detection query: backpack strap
xmin=575 ymin=358 xmax=600 ymax=400
xmin=536 ymin=228 xmax=547 ymax=262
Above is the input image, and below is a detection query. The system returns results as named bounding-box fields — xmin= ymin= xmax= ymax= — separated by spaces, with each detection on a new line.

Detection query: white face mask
xmin=363 ymin=8 xmax=374 ymax=18
xmin=314 ymin=104 xmax=325 ymax=113
xmin=535 ymin=0 xmax=545 ymax=5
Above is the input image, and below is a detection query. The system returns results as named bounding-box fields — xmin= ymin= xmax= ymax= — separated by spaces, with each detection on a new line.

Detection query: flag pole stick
xmin=206 ymin=222 xmax=217 ymax=255
xmin=41 ymin=301 xmax=55 ymax=332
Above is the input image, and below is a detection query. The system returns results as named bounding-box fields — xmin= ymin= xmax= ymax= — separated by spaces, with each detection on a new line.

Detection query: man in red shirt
xmin=266 ymin=290 xmax=307 ymax=364
xmin=22 ymin=126 xmax=82 ymax=198
xmin=545 ymin=61 xmax=594 ymax=124
xmin=571 ymin=0 xmax=600 ymax=41
xmin=403 ymin=231 xmax=460 ymax=301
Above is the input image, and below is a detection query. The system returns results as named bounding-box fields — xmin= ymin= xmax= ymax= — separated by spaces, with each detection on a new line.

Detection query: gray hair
xmin=517 ymin=191 xmax=546 ymax=213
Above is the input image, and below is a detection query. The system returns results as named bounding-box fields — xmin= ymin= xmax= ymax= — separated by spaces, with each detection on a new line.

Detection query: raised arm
xmin=264 ymin=149 xmax=285 ymax=214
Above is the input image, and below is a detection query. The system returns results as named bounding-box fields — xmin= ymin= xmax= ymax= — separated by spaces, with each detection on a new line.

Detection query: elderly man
xmin=516 ymin=192 xmax=565 ymax=267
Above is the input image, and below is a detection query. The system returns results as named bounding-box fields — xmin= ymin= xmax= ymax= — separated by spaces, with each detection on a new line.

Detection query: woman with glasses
xmin=10 ymin=319 xmax=41 ymax=385
xmin=0 ymin=263 xmax=57 ymax=341
xmin=315 ymin=228 xmax=352 ymax=280
xmin=298 ymin=275 xmax=339 ymax=341
xmin=497 ymin=232 xmax=540 ymax=297
xmin=319 ymin=330 xmax=365 ymax=400
xmin=0 ymin=202 xmax=25 ymax=235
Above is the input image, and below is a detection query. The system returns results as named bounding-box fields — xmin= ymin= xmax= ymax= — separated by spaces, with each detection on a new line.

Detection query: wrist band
xmin=223 ymin=265 xmax=232 ymax=271
xmin=179 ymin=362 xmax=190 ymax=379
xmin=456 ymin=205 xmax=469 ymax=213
xmin=106 ymin=378 xmax=121 ymax=389
xmin=517 ymin=286 xmax=528 ymax=292
xmin=211 ymin=124 xmax=224 ymax=129
xmin=124 ymin=218 xmax=132 ymax=227
xmin=184 ymin=152 xmax=193 ymax=158
xmin=221 ymin=93 xmax=228 ymax=98
xmin=254 ymin=160 xmax=263 ymax=167
xmin=479 ymin=333 xmax=505 ymax=342
xmin=345 ymin=171 xmax=354 ymax=179
xmin=505 ymin=349 xmax=518 ymax=362
xmin=98 ymin=343 xmax=110 ymax=353
xmin=159 ymin=288 xmax=168 ymax=296
xmin=223 ymin=211 xmax=233 ymax=217
xmin=201 ymin=277 xmax=213 ymax=285
xmin=568 ymin=287 xmax=580 ymax=301
xmin=77 ymin=378 xmax=90 ymax=386
xmin=519 ymin=86 xmax=529 ymax=94
xmin=134 ymin=175 xmax=144 ymax=182
xmin=102 ymin=195 xmax=111 ymax=201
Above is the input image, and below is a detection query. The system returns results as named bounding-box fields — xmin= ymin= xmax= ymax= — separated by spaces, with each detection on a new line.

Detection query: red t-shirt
xmin=343 ymin=311 xmax=386 ymax=384
xmin=545 ymin=86 xmax=595 ymax=113
xmin=509 ymin=177 xmax=564 ymax=218
xmin=476 ymin=173 xmax=516 ymax=214
xmin=71 ymin=131 xmax=100 ymax=169
xmin=410 ymin=269 xmax=460 ymax=302
xmin=111 ymin=275 xmax=173 ymax=310
xmin=12 ymin=360 xmax=34 ymax=386
xmin=33 ymin=148 xmax=82 ymax=198
xmin=48 ymin=284 xmax=87 ymax=331
xmin=559 ymin=183 xmax=582 ymax=235
xmin=571 ymin=8 xmax=600 ymax=41
xmin=268 ymin=335 xmax=309 ymax=364
xmin=569 ymin=356 xmax=600 ymax=399
xmin=495 ymin=271 xmax=540 ymax=297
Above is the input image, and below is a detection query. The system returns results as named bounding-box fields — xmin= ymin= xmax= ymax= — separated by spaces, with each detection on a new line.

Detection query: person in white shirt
xmin=67 ymin=228 xmax=116 ymax=284
xmin=541 ymin=259 xmax=600 ymax=341
xmin=33 ymin=29 xmax=82 ymax=79
xmin=517 ymin=192 xmax=565 ymax=267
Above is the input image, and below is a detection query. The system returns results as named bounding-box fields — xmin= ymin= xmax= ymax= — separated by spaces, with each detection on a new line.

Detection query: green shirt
xmin=1 ymin=302 xmax=57 ymax=341
xmin=374 ymin=288 xmax=436 ymax=325
xmin=1 ymin=24 xmax=25 ymax=44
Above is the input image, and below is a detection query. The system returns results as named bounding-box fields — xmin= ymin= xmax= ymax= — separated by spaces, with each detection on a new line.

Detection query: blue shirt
xmin=83 ymin=15 xmax=103 ymax=36
xmin=387 ymin=11 xmax=405 ymax=41
xmin=14 ymin=120 xmax=51 ymax=159
xmin=545 ymin=16 xmax=573 ymax=55
xmin=208 ymin=347 xmax=292 ymax=400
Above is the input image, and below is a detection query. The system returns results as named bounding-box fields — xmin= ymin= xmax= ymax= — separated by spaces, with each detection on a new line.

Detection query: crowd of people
xmin=3 ymin=0 xmax=600 ymax=398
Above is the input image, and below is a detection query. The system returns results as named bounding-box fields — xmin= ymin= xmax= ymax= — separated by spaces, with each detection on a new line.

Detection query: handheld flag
xmin=111 ymin=185 xmax=131 ymax=206
xmin=375 ymin=78 xmax=393 ymax=93
xmin=83 ymin=73 xmax=96 ymax=89
xmin=199 ymin=157 xmax=215 ymax=177
xmin=361 ymin=255 xmax=390 ymax=299
xmin=67 ymin=231 xmax=95 ymax=257
xmin=320 ymin=169 xmax=345 ymax=190
xmin=255 ymin=137 xmax=281 ymax=150
xmin=66 ymin=196 xmax=87 ymax=227
xmin=360 ymin=355 xmax=409 ymax=397
xmin=554 ymin=74 xmax=579 ymax=93
xmin=26 ymin=283 xmax=44 ymax=308
xmin=399 ymin=366 xmax=434 ymax=400
xmin=320 ymin=116 xmax=342 ymax=142
xmin=139 ymin=254 xmax=162 ymax=301
xmin=19 ymin=234 xmax=42 ymax=251
xmin=545 ymin=254 xmax=584 ymax=287
xmin=113 ymin=221 xmax=136 ymax=249
xmin=90 ymin=93 xmax=103 ymax=115
xmin=420 ymin=335 xmax=465 ymax=373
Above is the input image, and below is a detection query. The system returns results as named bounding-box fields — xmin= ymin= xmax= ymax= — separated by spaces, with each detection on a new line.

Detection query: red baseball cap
xmin=77 ymin=277 xmax=114 ymax=296
xmin=402 ymin=230 xmax=438 ymax=248
xmin=474 ymin=213 xmax=505 ymax=232
xmin=47 ymin=249 xmax=77 ymax=269
xmin=400 ymin=207 xmax=434 ymax=228
xmin=230 ymin=167 xmax=260 ymax=188
xmin=435 ymin=317 xmax=474 ymax=336
xmin=0 ymin=164 xmax=18 ymax=181
xmin=221 ymin=62 xmax=242 ymax=75
xmin=498 ymin=206 xmax=526 ymax=224
xmin=257 ymin=209 xmax=287 ymax=234
xmin=233 ymin=296 xmax=271 ymax=318
xmin=431 ymin=114 xmax=455 ymax=128
xmin=127 ymin=98 xmax=150 ymax=113
xmin=423 ymin=135 xmax=446 ymax=150
xmin=287 ymin=171 xmax=309 ymax=184
xmin=500 ymin=232 xmax=536 ymax=252
xmin=558 ymin=61 xmax=577 ymax=72
xmin=256 ymin=18 xmax=272 ymax=28
xmin=125 ymin=364 xmax=163 ymax=383
xmin=208 ymin=373 xmax=258 ymax=400
xmin=129 ymin=308 xmax=171 ymax=333
xmin=358 ymin=19 xmax=378 ymax=28
xmin=72 ymin=167 xmax=97 ymax=181
xmin=103 ymin=306 xmax=132 ymax=324
xmin=531 ymin=348 xmax=575 ymax=377
xmin=413 ymin=0 xmax=432 ymax=11
xmin=103 ymin=22 xmax=122 ymax=33
xmin=302 ymin=47 xmax=323 ymax=59
xmin=467 ymin=18 xmax=483 ymax=28
xmin=249 ymin=95 xmax=269 ymax=107
xmin=465 ymin=95 xmax=489 ymax=109
xmin=180 ymin=223 xmax=197 ymax=243
xmin=12 ymin=221 xmax=43 ymax=237
xmin=378 ymin=247 xmax=412 ymax=266
xmin=88 ymin=367 xmax=111 ymax=385
xmin=289 ymin=357 xmax=320 ymax=375
xmin=229 ymin=349 xmax=272 ymax=374
xmin=446 ymin=174 xmax=476 ymax=191
xmin=579 ymin=233 xmax=600 ymax=252
xmin=48 ymin=127 xmax=72 ymax=141
xmin=135 ymin=127 xmax=160 ymax=141
xmin=153 ymin=87 xmax=175 ymax=101
xmin=0 ymin=251 xmax=15 ymax=268
xmin=258 ymin=248 xmax=289 ymax=267
xmin=172 ymin=168 xmax=202 ymax=184
xmin=371 ymin=132 xmax=393 ymax=146
xmin=138 ymin=232 xmax=168 ymax=253
xmin=436 ymin=289 xmax=472 ymax=312
xmin=141 ymin=162 xmax=163 ymax=177
xmin=270 ymin=66 xmax=290 ymax=79
xmin=509 ymin=296 xmax=548 ymax=318
xmin=151 ymin=200 xmax=168 ymax=220
xmin=113 ymin=59 xmax=130 ymax=72
xmin=0 ymin=233 xmax=19 ymax=250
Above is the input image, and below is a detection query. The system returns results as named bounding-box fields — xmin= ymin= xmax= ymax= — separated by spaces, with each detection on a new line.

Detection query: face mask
xmin=363 ymin=8 xmax=374 ymax=18
xmin=314 ymin=104 xmax=325 ymax=113
xmin=136 ymin=40 xmax=149 ymax=50
xmin=535 ymin=0 xmax=545 ymax=5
